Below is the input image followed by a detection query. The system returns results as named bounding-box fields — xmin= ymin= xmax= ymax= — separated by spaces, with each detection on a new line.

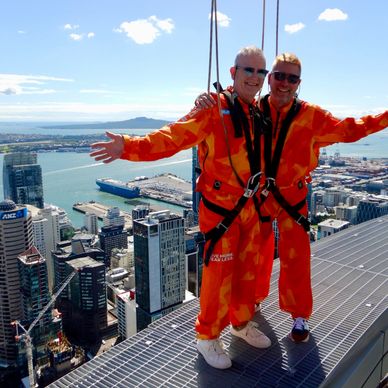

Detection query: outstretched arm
xmin=90 ymin=131 xmax=124 ymax=164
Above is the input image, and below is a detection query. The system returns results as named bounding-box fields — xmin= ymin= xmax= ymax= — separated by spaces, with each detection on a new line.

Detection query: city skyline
xmin=0 ymin=145 xmax=387 ymax=384
xmin=1 ymin=1 xmax=387 ymax=122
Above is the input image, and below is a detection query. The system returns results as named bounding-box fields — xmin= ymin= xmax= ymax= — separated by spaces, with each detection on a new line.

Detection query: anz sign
xmin=0 ymin=208 xmax=27 ymax=221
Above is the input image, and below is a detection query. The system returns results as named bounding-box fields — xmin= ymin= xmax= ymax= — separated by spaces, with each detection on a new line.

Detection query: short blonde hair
xmin=272 ymin=52 xmax=302 ymax=74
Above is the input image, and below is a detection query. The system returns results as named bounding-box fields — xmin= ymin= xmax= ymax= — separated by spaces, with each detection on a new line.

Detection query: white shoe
xmin=196 ymin=338 xmax=232 ymax=369
xmin=230 ymin=321 xmax=271 ymax=348
xmin=255 ymin=302 xmax=262 ymax=312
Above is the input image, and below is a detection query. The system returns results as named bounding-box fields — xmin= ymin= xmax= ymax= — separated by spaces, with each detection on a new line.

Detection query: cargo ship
xmin=96 ymin=178 xmax=140 ymax=199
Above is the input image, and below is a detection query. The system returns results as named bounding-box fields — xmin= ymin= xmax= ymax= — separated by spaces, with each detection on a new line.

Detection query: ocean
xmin=0 ymin=123 xmax=386 ymax=228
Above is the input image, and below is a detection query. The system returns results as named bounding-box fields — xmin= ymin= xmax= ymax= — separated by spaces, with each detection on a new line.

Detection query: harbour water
xmin=0 ymin=149 xmax=192 ymax=228
xmin=0 ymin=123 xmax=386 ymax=228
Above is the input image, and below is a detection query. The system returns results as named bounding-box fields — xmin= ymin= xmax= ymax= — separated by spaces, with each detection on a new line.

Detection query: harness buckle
xmin=266 ymin=177 xmax=276 ymax=188
xmin=217 ymin=222 xmax=229 ymax=232
xmin=244 ymin=172 xmax=262 ymax=198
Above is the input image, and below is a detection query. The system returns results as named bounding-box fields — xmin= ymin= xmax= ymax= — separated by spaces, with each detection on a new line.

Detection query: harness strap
xmin=260 ymin=95 xmax=310 ymax=230
xmin=221 ymin=90 xmax=262 ymax=178
xmin=202 ymin=194 xmax=249 ymax=266
xmin=201 ymin=172 xmax=261 ymax=266
xmin=200 ymin=86 xmax=265 ymax=265
xmin=253 ymin=194 xmax=271 ymax=223
xmin=201 ymin=195 xmax=230 ymax=217
xmin=270 ymin=186 xmax=310 ymax=231
xmin=262 ymin=95 xmax=302 ymax=180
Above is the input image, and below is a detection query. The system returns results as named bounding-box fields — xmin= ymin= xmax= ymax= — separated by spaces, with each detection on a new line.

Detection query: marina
xmin=73 ymin=173 xmax=192 ymax=230
xmin=95 ymin=173 xmax=193 ymax=208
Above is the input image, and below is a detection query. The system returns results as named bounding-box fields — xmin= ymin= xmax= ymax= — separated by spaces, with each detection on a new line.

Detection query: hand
xmin=90 ymin=131 xmax=124 ymax=163
xmin=195 ymin=92 xmax=216 ymax=110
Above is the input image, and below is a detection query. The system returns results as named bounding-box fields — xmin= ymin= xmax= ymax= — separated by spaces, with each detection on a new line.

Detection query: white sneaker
xmin=196 ymin=338 xmax=232 ymax=369
xmin=230 ymin=321 xmax=271 ymax=348
xmin=255 ymin=302 xmax=262 ymax=312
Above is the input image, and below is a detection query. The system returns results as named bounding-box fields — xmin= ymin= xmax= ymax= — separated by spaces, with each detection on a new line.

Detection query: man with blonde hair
xmin=255 ymin=52 xmax=388 ymax=342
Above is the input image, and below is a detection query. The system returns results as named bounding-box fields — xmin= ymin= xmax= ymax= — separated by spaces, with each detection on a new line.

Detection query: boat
xmin=96 ymin=178 xmax=140 ymax=199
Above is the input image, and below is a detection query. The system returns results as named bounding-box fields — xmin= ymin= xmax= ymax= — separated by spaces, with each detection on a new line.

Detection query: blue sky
xmin=0 ymin=0 xmax=387 ymax=123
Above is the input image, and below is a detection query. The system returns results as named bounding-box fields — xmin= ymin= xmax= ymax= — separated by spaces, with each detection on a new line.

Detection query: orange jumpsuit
xmin=255 ymin=97 xmax=388 ymax=319
xmin=121 ymin=87 xmax=262 ymax=339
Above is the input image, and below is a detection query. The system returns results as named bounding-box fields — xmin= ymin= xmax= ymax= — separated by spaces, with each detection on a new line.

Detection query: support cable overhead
xmin=205 ymin=0 xmax=281 ymax=183
xmin=207 ymin=0 xmax=244 ymax=187
xmin=261 ymin=0 xmax=266 ymax=51
xmin=275 ymin=0 xmax=280 ymax=55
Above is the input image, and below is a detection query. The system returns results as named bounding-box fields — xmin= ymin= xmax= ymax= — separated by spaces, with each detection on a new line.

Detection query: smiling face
xmin=268 ymin=60 xmax=301 ymax=110
xmin=230 ymin=51 xmax=267 ymax=104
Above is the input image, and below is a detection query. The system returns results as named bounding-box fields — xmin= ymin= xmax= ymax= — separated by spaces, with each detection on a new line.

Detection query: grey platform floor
xmin=50 ymin=215 xmax=388 ymax=388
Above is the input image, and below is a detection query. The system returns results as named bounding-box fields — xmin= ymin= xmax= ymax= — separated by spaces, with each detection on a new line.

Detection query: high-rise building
xmin=335 ymin=204 xmax=358 ymax=224
xmin=99 ymin=225 xmax=128 ymax=267
xmin=356 ymin=197 xmax=388 ymax=224
xmin=311 ymin=190 xmax=326 ymax=216
xmin=103 ymin=207 xmax=125 ymax=227
xmin=52 ymin=237 xmax=105 ymax=294
xmin=132 ymin=205 xmax=150 ymax=221
xmin=17 ymin=247 xmax=61 ymax=366
xmin=0 ymin=200 xmax=33 ymax=366
xmin=117 ymin=291 xmax=137 ymax=339
xmin=64 ymin=256 xmax=107 ymax=343
xmin=3 ymin=152 xmax=44 ymax=208
xmin=133 ymin=210 xmax=185 ymax=331
xmin=18 ymin=247 xmax=51 ymax=328
xmin=84 ymin=212 xmax=99 ymax=235
xmin=27 ymin=205 xmax=61 ymax=291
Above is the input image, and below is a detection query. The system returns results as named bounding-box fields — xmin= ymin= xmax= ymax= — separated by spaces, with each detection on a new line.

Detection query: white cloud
xmin=284 ymin=22 xmax=305 ymax=34
xmin=17 ymin=30 xmax=26 ymax=34
xmin=115 ymin=16 xmax=175 ymax=44
xmin=64 ymin=23 xmax=79 ymax=30
xmin=0 ymin=74 xmax=73 ymax=96
xmin=87 ymin=32 xmax=95 ymax=39
xmin=318 ymin=8 xmax=348 ymax=22
xmin=149 ymin=15 xmax=174 ymax=33
xmin=70 ymin=33 xmax=83 ymax=41
xmin=208 ymin=11 xmax=231 ymax=27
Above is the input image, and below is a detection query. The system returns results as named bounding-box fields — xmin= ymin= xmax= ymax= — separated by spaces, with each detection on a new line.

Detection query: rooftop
xmin=50 ymin=215 xmax=388 ymax=387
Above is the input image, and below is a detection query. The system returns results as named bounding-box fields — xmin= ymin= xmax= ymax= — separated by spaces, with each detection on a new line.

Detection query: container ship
xmin=96 ymin=178 xmax=140 ymax=199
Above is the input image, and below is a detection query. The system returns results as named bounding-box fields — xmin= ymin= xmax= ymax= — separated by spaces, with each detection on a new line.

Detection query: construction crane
xmin=12 ymin=268 xmax=79 ymax=388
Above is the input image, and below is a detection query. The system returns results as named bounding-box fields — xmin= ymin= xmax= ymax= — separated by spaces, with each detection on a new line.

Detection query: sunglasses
xmin=235 ymin=66 xmax=269 ymax=78
xmin=272 ymin=71 xmax=300 ymax=84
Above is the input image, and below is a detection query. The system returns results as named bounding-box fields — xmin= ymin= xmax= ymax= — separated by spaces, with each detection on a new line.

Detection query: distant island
xmin=40 ymin=116 xmax=171 ymax=130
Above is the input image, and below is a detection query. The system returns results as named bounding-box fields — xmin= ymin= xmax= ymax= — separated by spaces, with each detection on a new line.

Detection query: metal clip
xmin=266 ymin=177 xmax=276 ymax=188
xmin=244 ymin=172 xmax=262 ymax=198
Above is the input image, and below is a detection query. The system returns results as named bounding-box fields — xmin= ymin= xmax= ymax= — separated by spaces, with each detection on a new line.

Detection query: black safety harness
xmin=201 ymin=88 xmax=264 ymax=266
xmin=260 ymin=94 xmax=311 ymax=232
